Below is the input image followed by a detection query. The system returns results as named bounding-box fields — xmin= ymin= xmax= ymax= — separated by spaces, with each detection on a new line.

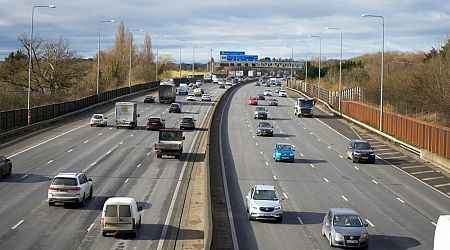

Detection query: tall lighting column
xmin=155 ymin=34 xmax=167 ymax=82
xmin=129 ymin=29 xmax=143 ymax=88
xmin=308 ymin=35 xmax=321 ymax=100
xmin=27 ymin=4 xmax=56 ymax=125
xmin=97 ymin=19 xmax=115 ymax=96
xmin=325 ymin=27 xmax=343 ymax=113
xmin=362 ymin=14 xmax=385 ymax=132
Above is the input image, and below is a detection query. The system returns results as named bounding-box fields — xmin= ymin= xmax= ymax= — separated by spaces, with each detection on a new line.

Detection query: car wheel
xmin=352 ymin=156 xmax=357 ymax=163
xmin=276 ymin=216 xmax=283 ymax=223
xmin=102 ymin=231 xmax=108 ymax=237
xmin=90 ymin=124 xmax=93 ymax=127
xmin=88 ymin=187 xmax=93 ymax=199
xmin=7 ymin=166 xmax=12 ymax=176
xmin=157 ymin=154 xmax=162 ymax=159
xmin=48 ymin=201 xmax=55 ymax=206
xmin=371 ymin=159 xmax=376 ymax=164
xmin=247 ymin=213 xmax=254 ymax=221
xmin=0 ymin=171 xmax=3 ymax=181
xmin=329 ymin=234 xmax=335 ymax=247
xmin=321 ymin=226 xmax=325 ymax=237
xmin=80 ymin=195 xmax=86 ymax=207
xmin=291 ymin=159 xmax=295 ymax=163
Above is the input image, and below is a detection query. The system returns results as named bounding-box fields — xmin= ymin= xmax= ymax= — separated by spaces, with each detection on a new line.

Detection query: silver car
xmin=322 ymin=208 xmax=369 ymax=248
xmin=246 ymin=184 xmax=283 ymax=222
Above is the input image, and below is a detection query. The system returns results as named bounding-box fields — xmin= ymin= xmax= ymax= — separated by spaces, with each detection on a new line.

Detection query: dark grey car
xmin=0 ymin=155 xmax=12 ymax=181
xmin=346 ymin=140 xmax=375 ymax=164
xmin=322 ymin=208 xmax=369 ymax=248
xmin=257 ymin=122 xmax=273 ymax=136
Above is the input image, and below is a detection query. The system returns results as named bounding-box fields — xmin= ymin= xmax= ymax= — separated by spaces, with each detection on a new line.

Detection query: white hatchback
xmin=279 ymin=90 xmax=288 ymax=97
xmin=264 ymin=89 xmax=273 ymax=96
xmin=187 ymin=94 xmax=196 ymax=101
xmin=90 ymin=114 xmax=107 ymax=127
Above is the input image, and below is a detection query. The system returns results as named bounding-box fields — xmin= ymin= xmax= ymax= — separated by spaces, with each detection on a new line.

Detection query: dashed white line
xmin=365 ymin=219 xmax=375 ymax=227
xmin=20 ymin=174 xmax=28 ymax=180
xmin=283 ymin=193 xmax=288 ymax=199
xmin=67 ymin=149 xmax=74 ymax=153
xmin=431 ymin=222 xmax=437 ymax=226
xmin=119 ymin=141 xmax=124 ymax=145
xmin=327 ymin=146 xmax=331 ymax=149
xmin=255 ymin=142 xmax=258 ymax=146
xmin=252 ymin=136 xmax=255 ymax=138
xmin=124 ymin=178 xmax=129 ymax=183
xmin=422 ymin=176 xmax=445 ymax=181
xmin=11 ymin=220 xmax=24 ymax=230
xmin=109 ymin=127 xmax=113 ymax=130
xmin=372 ymin=180 xmax=379 ymax=184
xmin=130 ymin=134 xmax=134 ymax=137
xmin=341 ymin=195 xmax=348 ymax=201
xmin=98 ymin=133 xmax=102 ymax=136
xmin=300 ymin=153 xmax=304 ymax=157
xmin=309 ymin=132 xmax=313 ymax=135
xmin=397 ymin=197 xmax=405 ymax=203
xmin=317 ymin=139 xmax=321 ymax=142
xmin=323 ymin=178 xmax=329 ymax=183
xmin=260 ymin=151 xmax=263 ymax=155
xmin=338 ymin=155 xmax=343 ymax=158
xmin=87 ymin=223 xmax=94 ymax=232
xmin=273 ymin=176 xmax=278 ymax=180
xmin=297 ymin=216 xmax=304 ymax=224
xmin=285 ymin=137 xmax=288 ymax=140
xmin=47 ymin=160 xmax=54 ymax=164
xmin=265 ymin=162 xmax=269 ymax=166
xmin=83 ymin=140 xmax=89 ymax=144
xmin=310 ymin=164 xmax=315 ymax=168
xmin=354 ymin=166 xmax=359 ymax=170
xmin=137 ymin=164 xmax=141 ymax=168
xmin=147 ymin=152 xmax=151 ymax=156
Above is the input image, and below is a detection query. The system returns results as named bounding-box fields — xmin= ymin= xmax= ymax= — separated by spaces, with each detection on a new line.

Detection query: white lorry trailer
xmin=115 ymin=102 xmax=139 ymax=129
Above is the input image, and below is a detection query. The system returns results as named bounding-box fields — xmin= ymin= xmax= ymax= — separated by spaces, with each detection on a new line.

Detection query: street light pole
xmin=129 ymin=29 xmax=143 ymax=89
xmin=192 ymin=46 xmax=195 ymax=78
xmin=290 ymin=47 xmax=294 ymax=82
xmin=297 ymin=40 xmax=308 ymax=92
xmin=210 ymin=48 xmax=213 ymax=75
xmin=308 ymin=35 xmax=321 ymax=100
xmin=27 ymin=5 xmax=55 ymax=125
xmin=325 ymin=27 xmax=343 ymax=113
xmin=362 ymin=14 xmax=385 ymax=132
xmin=156 ymin=34 xmax=167 ymax=82
xmin=179 ymin=39 xmax=184 ymax=79
xmin=97 ymin=19 xmax=115 ymax=97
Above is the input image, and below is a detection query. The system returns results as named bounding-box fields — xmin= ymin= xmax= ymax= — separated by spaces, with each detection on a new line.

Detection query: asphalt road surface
xmin=220 ymin=82 xmax=450 ymax=250
xmin=0 ymin=83 xmax=223 ymax=250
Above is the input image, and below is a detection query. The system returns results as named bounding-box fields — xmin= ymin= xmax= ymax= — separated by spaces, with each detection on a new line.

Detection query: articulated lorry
xmin=159 ymin=82 xmax=177 ymax=104
xmin=115 ymin=102 xmax=139 ymax=129
xmin=434 ymin=215 xmax=450 ymax=250
xmin=294 ymin=97 xmax=315 ymax=117
xmin=154 ymin=129 xmax=185 ymax=159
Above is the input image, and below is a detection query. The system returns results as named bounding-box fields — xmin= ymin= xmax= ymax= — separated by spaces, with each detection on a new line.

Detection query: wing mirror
xmin=138 ymin=206 xmax=143 ymax=211
xmin=104 ymin=117 xmax=108 ymax=119
xmin=88 ymin=178 xmax=93 ymax=182
xmin=137 ymin=114 xmax=140 ymax=117
xmin=363 ymin=223 xmax=369 ymax=227
xmin=325 ymin=222 xmax=330 ymax=227
xmin=183 ymin=136 xmax=185 ymax=140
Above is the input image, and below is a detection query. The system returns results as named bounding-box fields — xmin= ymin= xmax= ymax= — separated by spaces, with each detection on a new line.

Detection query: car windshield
xmin=250 ymin=97 xmax=257 ymax=100
xmin=182 ymin=118 xmax=193 ymax=123
xmin=259 ymin=123 xmax=271 ymax=128
xmin=300 ymin=99 xmax=314 ymax=107
xmin=52 ymin=177 xmax=77 ymax=186
xmin=333 ymin=214 xmax=363 ymax=227
xmin=354 ymin=142 xmax=371 ymax=150
xmin=253 ymin=190 xmax=278 ymax=201
xmin=93 ymin=115 xmax=102 ymax=119
xmin=171 ymin=104 xmax=180 ymax=107
xmin=277 ymin=145 xmax=292 ymax=151
xmin=256 ymin=107 xmax=266 ymax=111
xmin=149 ymin=118 xmax=160 ymax=122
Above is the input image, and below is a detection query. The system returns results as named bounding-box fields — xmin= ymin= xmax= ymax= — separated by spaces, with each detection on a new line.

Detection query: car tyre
xmin=90 ymin=124 xmax=93 ymax=127
xmin=329 ymin=234 xmax=335 ymax=247
xmin=276 ymin=216 xmax=283 ymax=223
xmin=80 ymin=195 xmax=86 ymax=207
xmin=88 ymin=187 xmax=93 ymax=199
xmin=321 ymin=226 xmax=326 ymax=237
xmin=48 ymin=201 xmax=55 ymax=206
xmin=157 ymin=154 xmax=162 ymax=159
xmin=102 ymin=231 xmax=108 ymax=237
xmin=352 ymin=156 xmax=357 ymax=163
xmin=0 ymin=171 xmax=3 ymax=181
xmin=371 ymin=159 xmax=376 ymax=164
xmin=6 ymin=166 xmax=12 ymax=176
xmin=247 ymin=213 xmax=254 ymax=221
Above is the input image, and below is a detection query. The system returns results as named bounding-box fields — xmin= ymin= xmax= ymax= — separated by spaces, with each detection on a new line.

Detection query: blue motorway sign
xmin=220 ymin=51 xmax=245 ymax=56
xmin=225 ymin=55 xmax=258 ymax=62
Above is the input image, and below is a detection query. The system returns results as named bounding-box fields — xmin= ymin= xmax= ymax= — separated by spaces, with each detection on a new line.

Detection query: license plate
xmin=346 ymin=240 xmax=358 ymax=244
xmin=105 ymin=223 xmax=116 ymax=227
xmin=152 ymin=123 xmax=158 ymax=125
xmin=362 ymin=157 xmax=368 ymax=159
xmin=59 ymin=189 xmax=68 ymax=192
xmin=282 ymin=156 xmax=289 ymax=159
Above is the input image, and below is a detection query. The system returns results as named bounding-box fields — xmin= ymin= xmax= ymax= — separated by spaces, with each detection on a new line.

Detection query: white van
xmin=101 ymin=197 xmax=142 ymax=237
xmin=178 ymin=83 xmax=188 ymax=95
xmin=434 ymin=215 xmax=450 ymax=250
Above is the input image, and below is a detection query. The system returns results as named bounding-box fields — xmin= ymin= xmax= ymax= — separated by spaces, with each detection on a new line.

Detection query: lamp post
xmin=27 ymin=4 xmax=56 ymax=125
xmin=179 ymin=39 xmax=185 ymax=79
xmin=325 ymin=27 xmax=343 ymax=113
xmin=210 ymin=48 xmax=213 ymax=75
xmin=155 ymin=34 xmax=168 ymax=82
xmin=129 ymin=29 xmax=143 ymax=88
xmin=362 ymin=14 xmax=384 ymax=132
xmin=97 ymin=19 xmax=115 ymax=97
xmin=297 ymin=40 xmax=308 ymax=92
xmin=192 ymin=43 xmax=199 ymax=78
xmin=308 ymin=35 xmax=321 ymax=100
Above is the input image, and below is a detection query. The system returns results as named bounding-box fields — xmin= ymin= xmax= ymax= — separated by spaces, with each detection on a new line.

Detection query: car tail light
xmin=48 ymin=186 xmax=57 ymax=190
xmin=70 ymin=187 xmax=81 ymax=191
xmin=101 ymin=217 xmax=104 ymax=225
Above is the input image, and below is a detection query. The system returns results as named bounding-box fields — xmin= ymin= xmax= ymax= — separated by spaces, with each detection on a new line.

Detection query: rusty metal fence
xmin=342 ymin=100 xmax=450 ymax=159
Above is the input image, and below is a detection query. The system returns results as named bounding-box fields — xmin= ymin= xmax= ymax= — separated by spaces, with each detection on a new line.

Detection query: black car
xmin=144 ymin=95 xmax=155 ymax=103
xmin=256 ymin=122 xmax=273 ymax=136
xmin=268 ymin=99 xmax=278 ymax=106
xmin=255 ymin=82 xmax=260 ymax=86
xmin=169 ymin=103 xmax=182 ymax=113
xmin=346 ymin=140 xmax=376 ymax=163
xmin=146 ymin=116 xmax=166 ymax=130
xmin=256 ymin=94 xmax=265 ymax=100
xmin=180 ymin=116 xmax=196 ymax=130
xmin=0 ymin=155 xmax=12 ymax=181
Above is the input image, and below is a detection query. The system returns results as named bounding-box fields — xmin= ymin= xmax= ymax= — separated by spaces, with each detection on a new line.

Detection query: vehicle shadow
xmin=269 ymin=117 xmax=292 ymax=121
xmin=294 ymin=158 xmax=327 ymax=164
xmin=272 ymin=133 xmax=296 ymax=138
xmin=62 ymin=197 xmax=151 ymax=212
xmin=182 ymin=152 xmax=205 ymax=163
xmin=256 ymin=211 xmax=325 ymax=225
xmin=367 ymin=234 xmax=421 ymax=249
xmin=2 ymin=173 xmax=52 ymax=183
xmin=110 ymin=224 xmax=203 ymax=240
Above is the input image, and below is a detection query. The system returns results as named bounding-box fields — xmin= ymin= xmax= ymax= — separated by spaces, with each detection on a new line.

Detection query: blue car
xmin=273 ymin=143 xmax=295 ymax=163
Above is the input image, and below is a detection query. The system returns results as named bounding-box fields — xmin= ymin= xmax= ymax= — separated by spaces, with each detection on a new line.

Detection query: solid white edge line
xmin=396 ymin=197 xmax=405 ymax=203
xmin=11 ymin=220 xmax=24 ymax=230
xmin=67 ymin=149 xmax=73 ymax=153
xmin=87 ymin=223 xmax=94 ymax=232
xmin=297 ymin=216 xmax=304 ymax=225
xmin=372 ymin=180 xmax=379 ymax=184
xmin=158 ymin=90 xmax=222 ymax=250
xmin=431 ymin=221 xmax=437 ymax=226
xmin=265 ymin=162 xmax=269 ymax=166
xmin=273 ymin=176 xmax=277 ymax=180
xmin=137 ymin=164 xmax=141 ymax=168
xmin=323 ymin=178 xmax=329 ymax=183
xmin=124 ymin=178 xmax=129 ymax=183
xmin=259 ymin=151 xmax=263 ymax=155
xmin=354 ymin=166 xmax=359 ymax=170
xmin=365 ymin=219 xmax=375 ymax=227
xmin=341 ymin=195 xmax=348 ymax=201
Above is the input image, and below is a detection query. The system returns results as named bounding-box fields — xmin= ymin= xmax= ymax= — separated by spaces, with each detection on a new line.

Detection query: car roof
xmin=254 ymin=184 xmax=276 ymax=191
xmin=92 ymin=113 xmax=104 ymax=116
xmin=258 ymin=122 xmax=271 ymax=126
xmin=352 ymin=139 xmax=369 ymax=143
xmin=54 ymin=172 xmax=81 ymax=178
xmin=182 ymin=115 xmax=194 ymax=119
xmin=149 ymin=116 xmax=161 ymax=119
xmin=329 ymin=208 xmax=359 ymax=215
xmin=104 ymin=197 xmax=136 ymax=205
xmin=276 ymin=142 xmax=292 ymax=146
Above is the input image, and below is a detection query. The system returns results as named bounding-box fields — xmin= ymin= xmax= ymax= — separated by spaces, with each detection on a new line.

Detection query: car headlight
xmin=268 ymin=129 xmax=273 ymax=132
xmin=251 ymin=205 xmax=258 ymax=210
xmin=334 ymin=233 xmax=344 ymax=241
xmin=289 ymin=153 xmax=294 ymax=156
xmin=360 ymin=233 xmax=368 ymax=240
xmin=370 ymin=152 xmax=375 ymax=155
xmin=354 ymin=152 xmax=361 ymax=156
xmin=276 ymin=153 xmax=281 ymax=156
xmin=274 ymin=205 xmax=281 ymax=210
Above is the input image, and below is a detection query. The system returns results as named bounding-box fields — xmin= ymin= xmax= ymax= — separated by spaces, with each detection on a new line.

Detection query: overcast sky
xmin=0 ymin=0 xmax=449 ymax=62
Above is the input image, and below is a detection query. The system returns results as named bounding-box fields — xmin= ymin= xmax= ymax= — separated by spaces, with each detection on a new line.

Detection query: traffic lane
xmin=225 ymin=85 xmax=317 ymax=250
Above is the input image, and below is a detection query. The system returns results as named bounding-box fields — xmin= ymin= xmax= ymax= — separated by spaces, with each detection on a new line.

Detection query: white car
xmin=101 ymin=197 xmax=142 ymax=237
xmin=90 ymin=113 xmax=107 ymax=127
xmin=264 ymin=89 xmax=273 ymax=96
xmin=195 ymin=80 xmax=202 ymax=86
xmin=201 ymin=94 xmax=212 ymax=101
xmin=187 ymin=94 xmax=196 ymax=101
xmin=225 ymin=81 xmax=233 ymax=86
xmin=246 ymin=184 xmax=283 ymax=222
xmin=48 ymin=172 xmax=93 ymax=207
xmin=279 ymin=90 xmax=288 ymax=97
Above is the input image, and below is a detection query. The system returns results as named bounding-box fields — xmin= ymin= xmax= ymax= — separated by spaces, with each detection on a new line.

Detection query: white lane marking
xmin=310 ymin=164 xmax=315 ymax=169
xmin=309 ymin=132 xmax=312 ymax=135
xmin=327 ymin=146 xmax=332 ymax=149
xmin=260 ymin=151 xmax=263 ymax=155
xmin=109 ymin=127 xmax=113 ymax=130
xmin=84 ymin=140 xmax=89 ymax=144
xmin=354 ymin=166 xmax=359 ymax=170
xmin=411 ymin=170 xmax=435 ymax=175
xmin=137 ymin=164 xmax=141 ymax=168
xmin=146 ymin=108 xmax=149 ymax=110
xmin=98 ymin=133 xmax=102 ymax=136
xmin=283 ymin=193 xmax=288 ymax=199
xmin=434 ymin=183 xmax=450 ymax=188
xmin=300 ymin=153 xmax=304 ymax=157
xmin=400 ymin=165 xmax=424 ymax=169
xmin=20 ymin=174 xmax=29 ymax=180
xmin=87 ymin=223 xmax=94 ymax=232
xmin=341 ymin=195 xmax=348 ymax=201
xmin=130 ymin=134 xmax=134 ymax=137
xmin=338 ymin=155 xmax=343 ymax=158
xmin=265 ymin=162 xmax=269 ymax=166
xmin=317 ymin=139 xmax=321 ymax=141
xmin=255 ymin=142 xmax=258 ymax=146
xmin=273 ymin=176 xmax=277 ymax=180
xmin=372 ymin=180 xmax=379 ymax=184
xmin=11 ymin=220 xmax=24 ymax=230
xmin=422 ymin=176 xmax=445 ymax=181
xmin=90 ymin=161 xmax=97 ymax=167
xmin=397 ymin=197 xmax=405 ymax=203
xmin=285 ymin=137 xmax=288 ymax=140
xmin=252 ymin=136 xmax=255 ymax=138
xmin=323 ymin=178 xmax=329 ymax=183
xmin=7 ymin=124 xmax=90 ymax=159
xmin=303 ymin=127 xmax=306 ymax=130
xmin=47 ymin=160 xmax=54 ymax=164
xmin=106 ymin=150 xmax=112 ymax=155
xmin=431 ymin=222 xmax=437 ymax=226
xmin=147 ymin=152 xmax=151 ymax=156
xmin=125 ymin=178 xmax=129 ymax=183
xmin=297 ymin=216 xmax=304 ymax=225
xmin=365 ymin=219 xmax=375 ymax=227
xmin=119 ymin=141 xmax=124 ymax=145
xmin=67 ymin=149 xmax=74 ymax=153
